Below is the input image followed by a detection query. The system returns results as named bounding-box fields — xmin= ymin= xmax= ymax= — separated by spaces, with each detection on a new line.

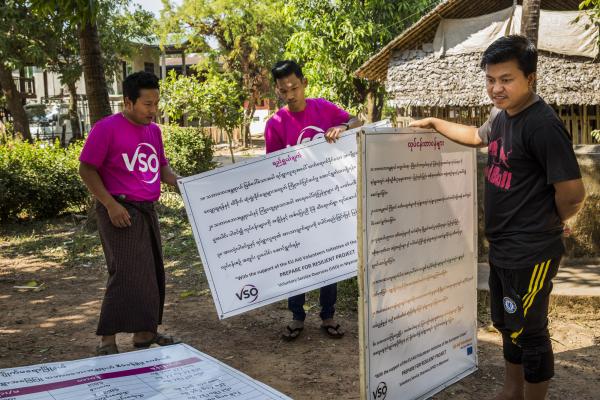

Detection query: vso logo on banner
xmin=235 ymin=285 xmax=259 ymax=303
xmin=372 ymin=382 xmax=387 ymax=400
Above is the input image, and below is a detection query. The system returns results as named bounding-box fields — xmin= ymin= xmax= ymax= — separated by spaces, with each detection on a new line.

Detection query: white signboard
xmin=358 ymin=128 xmax=478 ymax=400
xmin=0 ymin=344 xmax=291 ymax=400
xmin=179 ymin=132 xmax=360 ymax=319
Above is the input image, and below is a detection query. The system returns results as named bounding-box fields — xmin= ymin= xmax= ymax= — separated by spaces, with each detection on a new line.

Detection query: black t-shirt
xmin=478 ymin=97 xmax=581 ymax=268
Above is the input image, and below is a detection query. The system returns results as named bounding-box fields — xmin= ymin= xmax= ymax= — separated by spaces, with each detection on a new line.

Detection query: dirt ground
xmin=1 ymin=219 xmax=599 ymax=399
xmin=1 ymin=145 xmax=599 ymax=399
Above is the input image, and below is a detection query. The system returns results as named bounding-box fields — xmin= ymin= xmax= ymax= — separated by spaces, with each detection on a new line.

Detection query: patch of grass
xmin=2 ymin=193 xmax=360 ymax=313
xmin=0 ymin=216 xmax=105 ymax=270
xmin=301 ymin=277 xmax=359 ymax=314
xmin=156 ymin=193 xmax=206 ymax=288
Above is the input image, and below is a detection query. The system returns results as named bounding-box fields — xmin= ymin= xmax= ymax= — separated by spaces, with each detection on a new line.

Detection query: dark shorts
xmin=489 ymin=256 xmax=560 ymax=383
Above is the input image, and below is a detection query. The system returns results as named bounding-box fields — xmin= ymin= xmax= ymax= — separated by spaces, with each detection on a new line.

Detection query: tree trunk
xmin=226 ymin=131 xmax=236 ymax=164
xmin=67 ymin=81 xmax=82 ymax=141
xmin=0 ymin=63 xmax=32 ymax=141
xmin=78 ymin=21 xmax=112 ymax=126
xmin=520 ymin=0 xmax=541 ymax=91
xmin=365 ymin=86 xmax=384 ymax=123
xmin=243 ymin=96 xmax=256 ymax=148
xmin=521 ymin=0 xmax=541 ymax=47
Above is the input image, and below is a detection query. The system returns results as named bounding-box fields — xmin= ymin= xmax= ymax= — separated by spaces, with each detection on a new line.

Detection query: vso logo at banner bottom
xmin=373 ymin=382 xmax=387 ymax=400
xmin=235 ymin=284 xmax=259 ymax=303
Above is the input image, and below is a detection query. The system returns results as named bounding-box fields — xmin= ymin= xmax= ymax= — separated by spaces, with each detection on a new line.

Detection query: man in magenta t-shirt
xmin=79 ymin=72 xmax=180 ymax=355
xmin=265 ymin=60 xmax=362 ymax=341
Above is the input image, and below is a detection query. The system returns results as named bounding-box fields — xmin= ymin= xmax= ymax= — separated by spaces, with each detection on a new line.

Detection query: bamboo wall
xmin=396 ymin=105 xmax=600 ymax=145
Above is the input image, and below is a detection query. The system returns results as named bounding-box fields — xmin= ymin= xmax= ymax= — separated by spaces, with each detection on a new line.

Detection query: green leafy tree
xmin=40 ymin=1 xmax=155 ymax=139
xmin=0 ymin=1 xmax=51 ymax=141
xmin=32 ymin=0 xmax=113 ymax=126
xmin=285 ymin=0 xmax=435 ymax=122
xmin=159 ymin=70 xmax=203 ymax=122
xmin=160 ymin=70 xmax=244 ymax=163
xmin=158 ymin=0 xmax=292 ymax=145
xmin=201 ymin=73 xmax=245 ymax=162
xmin=580 ymin=0 xmax=600 ymax=21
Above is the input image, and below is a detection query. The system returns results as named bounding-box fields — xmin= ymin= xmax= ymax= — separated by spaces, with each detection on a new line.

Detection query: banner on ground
xmin=179 ymin=130 xmax=363 ymax=319
xmin=0 ymin=344 xmax=291 ymax=399
xmin=358 ymin=127 xmax=478 ymax=400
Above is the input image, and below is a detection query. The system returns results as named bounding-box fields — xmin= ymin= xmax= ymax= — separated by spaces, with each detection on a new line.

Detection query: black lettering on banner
xmin=372 ymin=382 xmax=387 ymax=400
xmin=235 ymin=285 xmax=259 ymax=303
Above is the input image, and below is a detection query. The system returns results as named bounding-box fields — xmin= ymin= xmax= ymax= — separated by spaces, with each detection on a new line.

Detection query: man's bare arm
xmin=409 ymin=118 xmax=486 ymax=148
xmin=79 ymin=162 xmax=131 ymax=227
xmin=325 ymin=115 xmax=363 ymax=143
xmin=554 ymin=178 xmax=586 ymax=222
xmin=160 ymin=164 xmax=180 ymax=188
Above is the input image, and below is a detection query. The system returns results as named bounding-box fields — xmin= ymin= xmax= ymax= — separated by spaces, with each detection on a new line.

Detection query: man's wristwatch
xmin=341 ymin=122 xmax=350 ymax=130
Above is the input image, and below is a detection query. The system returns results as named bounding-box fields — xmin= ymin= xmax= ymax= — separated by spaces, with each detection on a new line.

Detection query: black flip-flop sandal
xmin=320 ymin=324 xmax=344 ymax=339
xmin=134 ymin=333 xmax=181 ymax=348
xmin=96 ymin=343 xmax=119 ymax=356
xmin=281 ymin=325 xmax=304 ymax=342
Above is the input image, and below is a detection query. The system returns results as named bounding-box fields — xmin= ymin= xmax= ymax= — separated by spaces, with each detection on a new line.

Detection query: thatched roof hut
xmin=356 ymin=0 xmax=600 ymax=144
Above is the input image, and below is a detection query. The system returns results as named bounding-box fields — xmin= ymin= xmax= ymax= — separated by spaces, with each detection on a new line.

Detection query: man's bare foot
xmin=133 ymin=331 xmax=155 ymax=343
xmin=100 ymin=334 xmax=116 ymax=347
xmin=320 ymin=318 xmax=344 ymax=338
xmin=96 ymin=335 xmax=118 ymax=356
xmin=281 ymin=320 xmax=304 ymax=341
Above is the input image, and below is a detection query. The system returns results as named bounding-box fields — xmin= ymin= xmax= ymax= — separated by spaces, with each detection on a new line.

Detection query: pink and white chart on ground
xmin=0 ymin=344 xmax=291 ymax=400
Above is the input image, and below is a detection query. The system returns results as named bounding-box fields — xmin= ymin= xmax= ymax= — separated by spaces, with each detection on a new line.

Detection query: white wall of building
xmin=250 ymin=108 xmax=270 ymax=136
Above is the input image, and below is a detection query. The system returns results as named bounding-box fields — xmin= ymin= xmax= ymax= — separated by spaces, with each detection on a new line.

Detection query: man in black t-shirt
xmin=411 ymin=36 xmax=585 ymax=400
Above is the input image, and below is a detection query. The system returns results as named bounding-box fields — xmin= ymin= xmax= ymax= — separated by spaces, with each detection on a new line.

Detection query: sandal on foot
xmin=96 ymin=343 xmax=119 ymax=356
xmin=321 ymin=323 xmax=344 ymax=339
xmin=133 ymin=333 xmax=181 ymax=349
xmin=281 ymin=325 xmax=304 ymax=342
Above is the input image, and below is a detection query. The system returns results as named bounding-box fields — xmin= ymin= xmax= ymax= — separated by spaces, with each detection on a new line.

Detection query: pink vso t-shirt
xmin=264 ymin=98 xmax=350 ymax=153
xmin=79 ymin=113 xmax=168 ymax=202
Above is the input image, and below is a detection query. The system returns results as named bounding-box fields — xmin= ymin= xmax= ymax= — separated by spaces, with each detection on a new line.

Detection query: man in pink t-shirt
xmin=79 ymin=72 xmax=180 ymax=356
xmin=265 ymin=60 xmax=362 ymax=341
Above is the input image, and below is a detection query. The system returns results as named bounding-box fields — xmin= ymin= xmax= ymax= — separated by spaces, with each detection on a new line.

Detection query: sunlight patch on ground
xmin=0 ymin=329 xmax=21 ymax=334
xmin=39 ymin=316 xmax=88 ymax=328
xmin=78 ymin=300 xmax=101 ymax=307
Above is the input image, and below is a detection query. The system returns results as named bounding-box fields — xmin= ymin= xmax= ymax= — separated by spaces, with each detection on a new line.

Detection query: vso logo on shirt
xmin=296 ymin=125 xmax=325 ymax=145
xmin=122 ymin=142 xmax=160 ymax=184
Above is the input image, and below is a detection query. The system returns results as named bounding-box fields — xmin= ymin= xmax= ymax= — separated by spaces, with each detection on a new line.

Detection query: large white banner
xmin=358 ymin=128 xmax=478 ymax=400
xmin=0 ymin=344 xmax=291 ymax=399
xmin=179 ymin=132 xmax=360 ymax=319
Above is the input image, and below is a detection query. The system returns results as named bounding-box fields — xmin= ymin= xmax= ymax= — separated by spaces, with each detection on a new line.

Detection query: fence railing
xmin=204 ymin=126 xmax=242 ymax=145
xmin=13 ymin=77 xmax=36 ymax=99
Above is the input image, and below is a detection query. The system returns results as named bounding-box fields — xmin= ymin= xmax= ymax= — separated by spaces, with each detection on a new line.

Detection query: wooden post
xmin=356 ymin=128 xmax=367 ymax=400
xmin=161 ymin=50 xmax=169 ymax=125
xmin=582 ymin=105 xmax=589 ymax=144
xmin=43 ymin=70 xmax=49 ymax=100
xmin=571 ymin=105 xmax=579 ymax=144
xmin=61 ymin=124 xmax=66 ymax=147
xmin=596 ymin=105 xmax=600 ymax=143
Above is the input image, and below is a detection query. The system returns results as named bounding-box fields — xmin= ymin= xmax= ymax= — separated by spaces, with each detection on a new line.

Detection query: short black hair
xmin=480 ymin=35 xmax=538 ymax=76
xmin=271 ymin=60 xmax=304 ymax=82
xmin=123 ymin=71 xmax=160 ymax=104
